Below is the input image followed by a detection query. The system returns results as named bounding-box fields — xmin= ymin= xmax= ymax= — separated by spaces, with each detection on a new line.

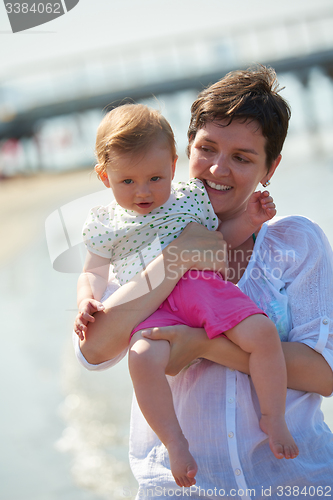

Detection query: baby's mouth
xmin=136 ymin=202 xmax=153 ymax=208
xmin=206 ymin=180 xmax=232 ymax=191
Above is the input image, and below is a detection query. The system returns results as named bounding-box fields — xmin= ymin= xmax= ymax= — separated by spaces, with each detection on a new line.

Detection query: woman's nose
xmin=210 ymin=155 xmax=231 ymax=177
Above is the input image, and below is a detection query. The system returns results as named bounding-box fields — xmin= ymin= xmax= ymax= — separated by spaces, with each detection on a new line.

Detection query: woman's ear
xmin=261 ymin=154 xmax=281 ymax=187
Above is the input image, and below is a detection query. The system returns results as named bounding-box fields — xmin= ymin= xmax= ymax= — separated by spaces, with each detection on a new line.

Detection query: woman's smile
xmin=205 ymin=180 xmax=233 ymax=192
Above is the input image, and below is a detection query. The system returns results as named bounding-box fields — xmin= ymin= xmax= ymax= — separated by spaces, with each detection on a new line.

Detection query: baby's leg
xmin=225 ymin=315 xmax=299 ymax=460
xmin=128 ymin=331 xmax=197 ymax=487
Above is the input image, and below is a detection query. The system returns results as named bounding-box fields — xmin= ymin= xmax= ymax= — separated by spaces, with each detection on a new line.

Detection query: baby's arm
xmin=218 ymin=191 xmax=276 ymax=249
xmin=74 ymin=251 xmax=110 ymax=340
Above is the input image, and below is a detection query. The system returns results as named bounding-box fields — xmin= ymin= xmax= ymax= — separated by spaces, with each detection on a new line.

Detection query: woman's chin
xmin=205 ymin=185 xmax=234 ymax=212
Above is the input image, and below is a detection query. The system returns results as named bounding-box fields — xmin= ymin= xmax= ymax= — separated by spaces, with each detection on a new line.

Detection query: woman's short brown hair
xmin=187 ymin=65 xmax=291 ymax=169
xmin=95 ymin=103 xmax=177 ymax=177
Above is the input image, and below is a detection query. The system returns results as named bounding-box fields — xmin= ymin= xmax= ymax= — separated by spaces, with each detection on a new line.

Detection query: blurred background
xmin=1 ymin=0 xmax=333 ymax=498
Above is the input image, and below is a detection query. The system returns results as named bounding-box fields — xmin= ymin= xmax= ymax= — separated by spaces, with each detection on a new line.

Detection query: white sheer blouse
xmin=74 ymin=216 xmax=333 ymax=499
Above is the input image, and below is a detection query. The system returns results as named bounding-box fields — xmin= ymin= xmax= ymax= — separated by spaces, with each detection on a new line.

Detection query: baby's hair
xmin=95 ymin=103 xmax=177 ymax=178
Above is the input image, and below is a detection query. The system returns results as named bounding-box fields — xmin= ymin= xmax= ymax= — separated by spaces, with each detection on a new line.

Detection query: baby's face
xmin=104 ymin=144 xmax=177 ymax=214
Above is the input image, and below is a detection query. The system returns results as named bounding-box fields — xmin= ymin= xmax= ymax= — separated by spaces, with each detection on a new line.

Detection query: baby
xmin=74 ymin=103 xmax=298 ymax=488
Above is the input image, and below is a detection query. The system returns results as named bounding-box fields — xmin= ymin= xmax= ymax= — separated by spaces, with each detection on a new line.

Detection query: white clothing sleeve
xmin=72 ymin=331 xmax=127 ymax=371
xmin=82 ymin=204 xmax=115 ymax=258
xmin=281 ymin=217 xmax=333 ymax=370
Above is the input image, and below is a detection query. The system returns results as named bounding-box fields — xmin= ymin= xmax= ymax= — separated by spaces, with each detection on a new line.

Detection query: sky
xmin=0 ymin=0 xmax=332 ymax=78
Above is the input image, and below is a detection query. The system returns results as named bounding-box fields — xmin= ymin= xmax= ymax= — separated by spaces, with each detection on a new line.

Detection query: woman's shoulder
xmin=264 ymin=215 xmax=330 ymax=251
xmin=267 ymin=214 xmax=323 ymax=234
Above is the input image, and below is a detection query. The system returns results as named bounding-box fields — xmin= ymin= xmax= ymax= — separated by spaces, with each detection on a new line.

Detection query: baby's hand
xmin=246 ymin=190 xmax=276 ymax=228
xmin=74 ymin=298 xmax=105 ymax=340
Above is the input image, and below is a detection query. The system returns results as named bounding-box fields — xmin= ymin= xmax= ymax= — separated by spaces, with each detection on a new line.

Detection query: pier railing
xmin=1 ymin=8 xmax=333 ymax=137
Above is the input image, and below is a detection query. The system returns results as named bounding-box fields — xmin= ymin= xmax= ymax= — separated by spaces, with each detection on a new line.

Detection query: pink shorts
xmin=131 ymin=270 xmax=265 ymax=339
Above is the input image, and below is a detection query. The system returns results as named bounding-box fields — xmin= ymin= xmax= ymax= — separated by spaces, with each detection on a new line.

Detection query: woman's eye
xmin=123 ymin=179 xmax=133 ymax=184
xmin=201 ymin=146 xmax=213 ymax=153
xmin=234 ymin=155 xmax=249 ymax=163
xmin=151 ymin=176 xmax=160 ymax=182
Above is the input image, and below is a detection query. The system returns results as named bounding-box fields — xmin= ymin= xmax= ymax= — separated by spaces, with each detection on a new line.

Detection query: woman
xmin=75 ymin=66 xmax=333 ymax=498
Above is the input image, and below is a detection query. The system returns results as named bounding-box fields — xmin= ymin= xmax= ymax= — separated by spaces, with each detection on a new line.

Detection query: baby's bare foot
xmin=260 ymin=414 xmax=299 ymax=460
xmin=167 ymin=438 xmax=198 ymax=487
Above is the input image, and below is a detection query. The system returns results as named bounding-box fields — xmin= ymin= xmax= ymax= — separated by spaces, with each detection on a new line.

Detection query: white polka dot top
xmin=82 ymin=179 xmax=219 ymax=284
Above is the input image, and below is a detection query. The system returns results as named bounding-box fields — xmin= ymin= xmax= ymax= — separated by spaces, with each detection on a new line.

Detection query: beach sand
xmin=0 ymin=169 xmax=102 ymax=265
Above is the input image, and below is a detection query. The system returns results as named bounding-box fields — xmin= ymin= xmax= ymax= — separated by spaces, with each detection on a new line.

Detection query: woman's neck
xmin=227 ymin=235 xmax=255 ymax=284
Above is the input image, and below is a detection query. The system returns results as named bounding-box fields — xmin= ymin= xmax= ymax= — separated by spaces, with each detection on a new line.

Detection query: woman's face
xmin=189 ymin=120 xmax=280 ymax=219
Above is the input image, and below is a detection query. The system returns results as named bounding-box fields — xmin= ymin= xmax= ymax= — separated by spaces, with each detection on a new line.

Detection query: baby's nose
xmin=136 ymin=184 xmax=151 ymax=197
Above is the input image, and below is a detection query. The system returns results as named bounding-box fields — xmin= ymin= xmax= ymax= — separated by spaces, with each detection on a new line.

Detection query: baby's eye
xmin=123 ymin=179 xmax=133 ymax=184
xmin=151 ymin=176 xmax=160 ymax=182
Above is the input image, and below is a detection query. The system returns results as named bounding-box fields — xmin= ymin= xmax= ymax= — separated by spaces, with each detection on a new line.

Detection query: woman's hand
xmin=141 ymin=324 xmax=251 ymax=376
xmin=169 ymin=222 xmax=228 ymax=277
xmin=141 ymin=325 xmax=209 ymax=375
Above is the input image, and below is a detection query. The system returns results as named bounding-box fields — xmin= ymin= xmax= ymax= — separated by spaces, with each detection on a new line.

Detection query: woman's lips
xmin=205 ymin=180 xmax=232 ymax=191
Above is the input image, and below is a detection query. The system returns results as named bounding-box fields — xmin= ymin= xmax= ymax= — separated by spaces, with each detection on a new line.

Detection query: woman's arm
xmin=282 ymin=342 xmax=333 ymax=396
xmin=204 ymin=335 xmax=333 ymax=396
xmin=142 ymin=325 xmax=333 ymax=396
xmin=80 ymin=223 xmax=228 ymax=365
